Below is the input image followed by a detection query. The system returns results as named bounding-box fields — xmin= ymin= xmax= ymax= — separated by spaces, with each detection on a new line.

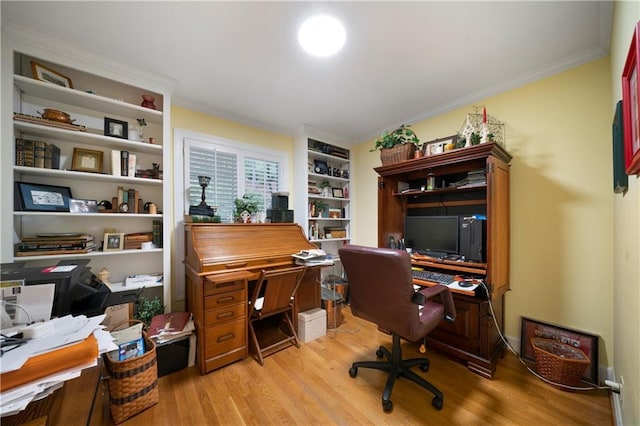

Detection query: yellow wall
xmin=352 ymin=58 xmax=614 ymax=368
xmin=610 ymin=2 xmax=639 ymax=424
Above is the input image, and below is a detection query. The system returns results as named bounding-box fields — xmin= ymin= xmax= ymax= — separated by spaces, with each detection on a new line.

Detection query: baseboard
xmin=607 ymin=367 xmax=623 ymax=426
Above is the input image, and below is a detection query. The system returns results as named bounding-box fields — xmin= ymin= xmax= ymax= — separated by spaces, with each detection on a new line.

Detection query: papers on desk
xmin=292 ymin=250 xmax=335 ymax=266
xmin=0 ymin=314 xmax=113 ymax=416
xmin=1 ymin=314 xmax=106 ymax=374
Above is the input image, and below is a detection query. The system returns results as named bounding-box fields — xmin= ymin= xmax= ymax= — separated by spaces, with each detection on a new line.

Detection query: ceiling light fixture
xmin=298 ymin=15 xmax=346 ymax=57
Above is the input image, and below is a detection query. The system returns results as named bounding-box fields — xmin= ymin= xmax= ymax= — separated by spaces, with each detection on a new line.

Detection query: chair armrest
xmin=412 ymin=285 xmax=457 ymax=322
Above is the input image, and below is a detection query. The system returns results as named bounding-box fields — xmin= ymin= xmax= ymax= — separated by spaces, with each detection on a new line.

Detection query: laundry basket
xmin=531 ymin=338 xmax=589 ymax=387
xmin=103 ymin=321 xmax=159 ymax=424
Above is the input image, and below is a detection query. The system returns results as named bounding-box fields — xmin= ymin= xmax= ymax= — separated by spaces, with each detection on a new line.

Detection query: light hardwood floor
xmin=64 ymin=307 xmax=612 ymax=425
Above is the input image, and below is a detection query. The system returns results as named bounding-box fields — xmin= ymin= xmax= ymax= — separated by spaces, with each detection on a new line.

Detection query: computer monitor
xmin=404 ymin=215 xmax=460 ymax=256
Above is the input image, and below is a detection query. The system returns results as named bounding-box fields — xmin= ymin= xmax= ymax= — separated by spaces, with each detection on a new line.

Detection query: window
xmin=183 ymin=134 xmax=286 ymax=223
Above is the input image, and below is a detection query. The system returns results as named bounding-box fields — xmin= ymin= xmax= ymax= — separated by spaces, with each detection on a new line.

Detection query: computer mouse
xmin=459 ymin=281 xmax=474 ymax=288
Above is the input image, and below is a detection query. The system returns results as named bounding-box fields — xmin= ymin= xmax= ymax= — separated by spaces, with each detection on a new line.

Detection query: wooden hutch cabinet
xmin=375 ymin=142 xmax=511 ymax=378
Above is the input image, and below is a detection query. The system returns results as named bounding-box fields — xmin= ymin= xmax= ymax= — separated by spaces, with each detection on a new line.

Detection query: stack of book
xmin=15 ymin=138 xmax=60 ymax=169
xmin=149 ymin=312 xmax=194 ymax=344
xmin=449 ymin=168 xmax=486 ymax=188
xmin=16 ymin=234 xmax=95 ymax=257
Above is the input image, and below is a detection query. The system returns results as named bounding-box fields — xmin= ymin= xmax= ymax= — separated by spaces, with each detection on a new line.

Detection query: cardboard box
xmin=101 ymin=303 xmax=132 ymax=329
xmin=297 ymin=308 xmax=326 ymax=343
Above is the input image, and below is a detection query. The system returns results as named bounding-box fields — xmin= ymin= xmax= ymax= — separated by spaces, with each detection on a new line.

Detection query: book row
xmin=15 ymin=138 xmax=61 ymax=169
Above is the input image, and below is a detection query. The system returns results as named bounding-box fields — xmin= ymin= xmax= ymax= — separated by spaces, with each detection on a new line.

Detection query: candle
xmin=482 ymin=107 xmax=487 ymax=124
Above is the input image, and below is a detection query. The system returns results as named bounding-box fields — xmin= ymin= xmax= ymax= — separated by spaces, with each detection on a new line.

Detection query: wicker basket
xmin=531 ymin=338 xmax=589 ymax=387
xmin=104 ymin=322 xmax=159 ymax=424
xmin=380 ymin=144 xmax=416 ymax=166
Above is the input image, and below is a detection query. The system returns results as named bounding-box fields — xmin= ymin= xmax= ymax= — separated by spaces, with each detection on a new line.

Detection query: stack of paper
xmin=0 ymin=314 xmax=115 ymax=416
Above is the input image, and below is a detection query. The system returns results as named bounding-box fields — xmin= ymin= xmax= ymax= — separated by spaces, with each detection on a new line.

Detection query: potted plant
xmin=370 ymin=124 xmax=420 ymax=166
xmin=234 ymin=193 xmax=260 ymax=222
xmin=310 ymin=199 xmax=328 ymax=217
xmin=319 ymin=181 xmax=332 ymax=197
xmin=134 ymin=296 xmax=164 ymax=326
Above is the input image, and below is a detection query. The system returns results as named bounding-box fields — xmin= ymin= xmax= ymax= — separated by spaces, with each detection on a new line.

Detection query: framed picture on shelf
xmin=104 ymin=117 xmax=128 ymax=139
xmin=71 ymin=148 xmax=104 ymax=173
xmin=520 ymin=317 xmax=599 ymax=385
xmin=30 ymin=61 xmax=73 ymax=88
xmin=622 ymin=21 xmax=640 ymax=175
xmin=69 ymin=199 xmax=98 ymax=213
xmin=424 ymin=135 xmax=458 ymax=155
xmin=332 ymin=187 xmax=344 ymax=198
xmin=15 ymin=181 xmax=72 ymax=212
xmin=328 ymin=208 xmax=341 ymax=219
xmin=103 ymin=232 xmax=125 ymax=251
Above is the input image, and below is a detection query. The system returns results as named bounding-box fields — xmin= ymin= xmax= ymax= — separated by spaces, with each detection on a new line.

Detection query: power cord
xmin=478 ymin=281 xmax=611 ymax=392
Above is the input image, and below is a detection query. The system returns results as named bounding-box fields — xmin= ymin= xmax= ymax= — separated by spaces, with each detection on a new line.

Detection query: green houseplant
xmin=370 ymin=124 xmax=420 ymax=151
xmin=370 ymin=124 xmax=420 ymax=166
xmin=134 ymin=296 xmax=164 ymax=326
xmin=234 ymin=193 xmax=260 ymax=222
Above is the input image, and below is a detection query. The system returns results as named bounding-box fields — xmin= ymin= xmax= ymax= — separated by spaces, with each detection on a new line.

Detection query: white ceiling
xmin=2 ymin=1 xmax=612 ymax=144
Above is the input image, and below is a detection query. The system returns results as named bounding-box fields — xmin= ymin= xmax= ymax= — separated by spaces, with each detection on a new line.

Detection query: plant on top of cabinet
xmin=371 ymin=124 xmax=420 ymax=166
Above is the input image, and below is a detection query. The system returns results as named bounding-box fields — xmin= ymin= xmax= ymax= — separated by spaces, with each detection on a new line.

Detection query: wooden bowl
xmin=38 ymin=108 xmax=73 ymax=123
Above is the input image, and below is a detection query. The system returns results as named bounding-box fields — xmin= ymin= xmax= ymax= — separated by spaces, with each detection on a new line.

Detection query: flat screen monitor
xmin=404 ymin=215 xmax=459 ymax=255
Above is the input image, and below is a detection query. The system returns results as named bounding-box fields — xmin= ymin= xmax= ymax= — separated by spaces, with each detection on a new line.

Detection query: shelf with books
xmin=2 ymin=34 xmax=173 ymax=310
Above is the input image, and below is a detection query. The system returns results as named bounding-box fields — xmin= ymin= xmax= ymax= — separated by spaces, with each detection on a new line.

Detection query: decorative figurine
xmin=98 ymin=267 xmax=111 ymax=285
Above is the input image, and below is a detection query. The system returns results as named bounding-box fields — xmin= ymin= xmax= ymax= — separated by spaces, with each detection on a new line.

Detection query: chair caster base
xmin=349 ymin=367 xmax=357 ymax=378
xmin=432 ymin=396 xmax=443 ymax=410
xmin=382 ymin=398 xmax=393 ymax=412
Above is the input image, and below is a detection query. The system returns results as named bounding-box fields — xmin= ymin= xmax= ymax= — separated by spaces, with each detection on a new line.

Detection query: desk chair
xmin=338 ymin=245 xmax=456 ymax=412
xmin=248 ymin=265 xmax=307 ymax=365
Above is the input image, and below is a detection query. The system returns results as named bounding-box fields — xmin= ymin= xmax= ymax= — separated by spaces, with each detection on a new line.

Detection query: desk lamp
xmin=189 ymin=175 xmax=218 ymax=217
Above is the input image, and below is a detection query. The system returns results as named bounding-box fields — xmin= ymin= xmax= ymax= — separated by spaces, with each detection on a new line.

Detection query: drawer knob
xmin=217 ymin=311 xmax=234 ymax=320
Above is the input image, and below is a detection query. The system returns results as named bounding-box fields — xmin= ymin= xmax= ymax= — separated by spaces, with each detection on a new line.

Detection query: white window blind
xmin=185 ymin=136 xmax=285 ymax=223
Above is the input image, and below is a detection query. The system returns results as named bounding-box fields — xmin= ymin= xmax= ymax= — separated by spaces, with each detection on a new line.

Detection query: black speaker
xmin=459 ymin=216 xmax=485 ymax=262
xmin=271 ymin=194 xmax=289 ymax=210
xmin=267 ymin=209 xmax=294 ymax=223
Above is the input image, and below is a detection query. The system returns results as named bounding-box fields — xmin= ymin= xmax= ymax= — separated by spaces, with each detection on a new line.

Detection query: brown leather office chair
xmin=338 ymin=245 xmax=456 ymax=412
xmin=248 ymin=265 xmax=307 ymax=365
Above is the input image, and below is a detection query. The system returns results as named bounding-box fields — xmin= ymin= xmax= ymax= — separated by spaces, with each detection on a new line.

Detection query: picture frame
xmin=424 ymin=134 xmax=458 ymax=155
xmin=103 ymin=232 xmax=125 ymax=251
xmin=104 ymin=117 xmax=128 ymax=139
xmin=69 ymin=198 xmax=98 ymax=213
xmin=15 ymin=181 xmax=73 ymax=212
xmin=520 ymin=317 xmax=598 ymax=385
xmin=328 ymin=208 xmax=341 ymax=219
xmin=71 ymin=148 xmax=104 ymax=173
xmin=30 ymin=61 xmax=73 ymax=89
xmin=332 ymin=187 xmax=344 ymax=198
xmin=622 ymin=21 xmax=640 ymax=175
xmin=612 ymin=100 xmax=628 ymax=194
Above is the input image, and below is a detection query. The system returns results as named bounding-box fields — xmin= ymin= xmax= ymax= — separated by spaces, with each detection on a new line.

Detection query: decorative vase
xmin=141 ymin=94 xmax=157 ymax=110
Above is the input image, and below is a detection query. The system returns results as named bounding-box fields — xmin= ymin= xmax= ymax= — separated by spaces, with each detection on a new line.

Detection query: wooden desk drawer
xmin=204 ymin=277 xmax=245 ymax=296
xmin=204 ymin=317 xmax=246 ymax=358
xmin=205 ymin=303 xmax=245 ymax=326
xmin=204 ymin=288 xmax=245 ymax=310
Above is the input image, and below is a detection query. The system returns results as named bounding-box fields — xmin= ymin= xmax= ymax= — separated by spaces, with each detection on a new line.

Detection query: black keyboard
xmin=412 ymin=270 xmax=455 ymax=285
